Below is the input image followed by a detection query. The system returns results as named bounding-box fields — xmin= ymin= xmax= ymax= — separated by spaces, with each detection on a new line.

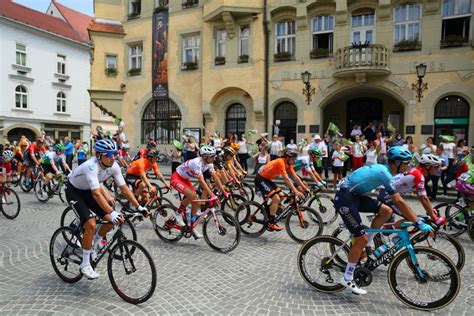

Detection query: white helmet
xmin=200 ymin=146 xmax=216 ymax=156
xmin=415 ymin=153 xmax=441 ymax=166
xmin=3 ymin=150 xmax=14 ymax=161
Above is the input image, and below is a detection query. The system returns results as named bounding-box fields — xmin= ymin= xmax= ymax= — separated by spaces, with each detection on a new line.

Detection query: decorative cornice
xmin=52 ymin=82 xmax=72 ymax=90
xmin=8 ymin=74 xmax=34 ymax=83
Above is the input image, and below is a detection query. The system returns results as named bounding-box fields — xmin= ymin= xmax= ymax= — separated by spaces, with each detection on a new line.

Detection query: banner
xmin=152 ymin=9 xmax=169 ymax=99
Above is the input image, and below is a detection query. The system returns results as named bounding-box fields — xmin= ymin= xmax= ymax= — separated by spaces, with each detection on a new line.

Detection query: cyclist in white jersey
xmin=66 ymin=139 xmax=148 ymax=279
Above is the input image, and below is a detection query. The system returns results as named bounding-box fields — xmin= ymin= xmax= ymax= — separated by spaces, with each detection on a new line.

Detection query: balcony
xmin=334 ymin=44 xmax=391 ymax=79
xmin=203 ymin=0 xmax=261 ymax=22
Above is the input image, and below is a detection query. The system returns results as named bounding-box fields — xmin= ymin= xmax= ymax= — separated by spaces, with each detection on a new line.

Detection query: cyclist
xmin=126 ymin=149 xmax=170 ymax=203
xmin=377 ymin=151 xmax=446 ymax=225
xmin=133 ymin=139 xmax=157 ymax=161
xmin=222 ymin=147 xmax=244 ymax=182
xmin=117 ymin=143 xmax=131 ymax=168
xmin=255 ymin=149 xmax=306 ymax=231
xmin=0 ymin=150 xmax=14 ymax=185
xmin=292 ymin=148 xmax=326 ymax=188
xmin=40 ymin=144 xmax=71 ymax=194
xmin=13 ymin=139 xmax=28 ymax=176
xmin=455 ymin=147 xmax=474 ymax=209
xmin=66 ymin=139 xmax=148 ymax=280
xmin=170 ymin=146 xmax=228 ymax=238
xmin=23 ymin=137 xmax=46 ymax=187
xmin=334 ymin=146 xmax=432 ymax=295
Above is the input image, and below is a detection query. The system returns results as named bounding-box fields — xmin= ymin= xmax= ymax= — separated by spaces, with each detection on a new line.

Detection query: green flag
xmin=244 ymin=129 xmax=257 ymax=139
xmin=328 ymin=122 xmax=340 ymax=132
xmin=113 ymin=118 xmax=121 ymax=126
xmin=387 ymin=116 xmax=396 ymax=132
xmin=440 ymin=135 xmax=456 ymax=142
xmin=342 ymin=138 xmax=354 ymax=146
xmin=173 ymin=140 xmax=183 ymax=150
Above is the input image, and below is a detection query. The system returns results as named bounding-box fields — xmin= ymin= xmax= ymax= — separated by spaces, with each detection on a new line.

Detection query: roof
xmin=52 ymin=0 xmax=92 ymax=42
xmin=88 ymin=18 xmax=125 ymax=35
xmin=0 ymin=0 xmax=88 ymax=44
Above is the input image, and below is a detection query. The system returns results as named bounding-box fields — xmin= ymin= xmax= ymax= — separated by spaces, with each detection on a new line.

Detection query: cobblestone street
xmin=1 ymin=189 xmax=473 ymax=315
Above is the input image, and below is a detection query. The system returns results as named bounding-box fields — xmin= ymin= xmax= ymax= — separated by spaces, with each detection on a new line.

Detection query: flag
xmin=342 ymin=138 xmax=354 ymax=146
xmin=173 ymin=140 xmax=183 ymax=150
xmin=113 ymin=118 xmax=121 ymax=126
xmin=440 ymin=135 xmax=455 ymax=142
xmin=328 ymin=122 xmax=340 ymax=132
xmin=387 ymin=116 xmax=396 ymax=132
xmin=298 ymin=138 xmax=307 ymax=147
xmin=244 ymin=129 xmax=257 ymax=139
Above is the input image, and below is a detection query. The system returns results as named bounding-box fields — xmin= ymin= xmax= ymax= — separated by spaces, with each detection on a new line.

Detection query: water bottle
xmin=373 ymin=244 xmax=388 ymax=258
xmin=186 ymin=208 xmax=192 ymax=225
xmin=192 ymin=210 xmax=203 ymax=223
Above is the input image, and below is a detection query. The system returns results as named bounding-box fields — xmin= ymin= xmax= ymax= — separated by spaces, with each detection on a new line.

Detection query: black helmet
xmin=284 ymin=149 xmax=298 ymax=158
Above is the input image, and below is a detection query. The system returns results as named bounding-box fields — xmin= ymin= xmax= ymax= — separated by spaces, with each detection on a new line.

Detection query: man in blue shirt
xmin=64 ymin=137 xmax=74 ymax=169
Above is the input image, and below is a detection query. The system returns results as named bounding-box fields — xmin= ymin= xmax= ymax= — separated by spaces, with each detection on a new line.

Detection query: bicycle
xmin=152 ymin=197 xmax=241 ymax=253
xmin=297 ymin=222 xmax=460 ymax=311
xmin=235 ymin=190 xmax=324 ymax=243
xmin=20 ymin=165 xmax=43 ymax=193
xmin=50 ymin=204 xmax=156 ymax=304
xmin=34 ymin=172 xmax=67 ymax=203
xmin=435 ymin=198 xmax=474 ymax=237
xmin=304 ymin=185 xmax=337 ymax=225
xmin=0 ymin=182 xmax=21 ymax=219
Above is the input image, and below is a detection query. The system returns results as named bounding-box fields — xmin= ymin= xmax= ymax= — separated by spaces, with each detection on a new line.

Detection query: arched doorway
xmin=7 ymin=127 xmax=36 ymax=143
xmin=274 ymin=102 xmax=297 ymax=145
xmin=434 ymin=95 xmax=470 ymax=143
xmin=225 ymin=104 xmax=246 ymax=137
xmin=141 ymin=99 xmax=182 ymax=144
xmin=347 ymin=97 xmax=383 ymax=138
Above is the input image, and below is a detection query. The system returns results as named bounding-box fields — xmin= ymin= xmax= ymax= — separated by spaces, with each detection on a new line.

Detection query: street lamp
xmin=301 ymin=71 xmax=315 ymax=105
xmin=412 ymin=63 xmax=428 ymax=102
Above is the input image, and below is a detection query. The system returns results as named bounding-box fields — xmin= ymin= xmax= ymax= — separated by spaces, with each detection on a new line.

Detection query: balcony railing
xmin=334 ymin=44 xmax=390 ymax=78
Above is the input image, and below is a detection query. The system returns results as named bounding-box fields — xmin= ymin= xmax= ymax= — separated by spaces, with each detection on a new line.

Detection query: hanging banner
xmin=152 ymin=8 xmax=168 ymax=99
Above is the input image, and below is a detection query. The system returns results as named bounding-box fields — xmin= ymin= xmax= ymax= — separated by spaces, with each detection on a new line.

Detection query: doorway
xmin=346 ymin=97 xmax=383 ymax=137
xmin=274 ymin=102 xmax=297 ymax=145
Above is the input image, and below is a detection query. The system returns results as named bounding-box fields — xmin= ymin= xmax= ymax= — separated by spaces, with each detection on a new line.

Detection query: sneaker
xmin=339 ymin=276 xmax=367 ymax=295
xmin=173 ymin=209 xmax=185 ymax=226
xmin=80 ymin=264 xmax=100 ymax=279
xmin=192 ymin=228 xmax=203 ymax=239
xmin=267 ymin=223 xmax=284 ymax=231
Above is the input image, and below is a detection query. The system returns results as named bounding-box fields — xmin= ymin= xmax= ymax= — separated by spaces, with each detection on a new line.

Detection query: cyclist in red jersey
xmin=23 ymin=137 xmax=46 ymax=187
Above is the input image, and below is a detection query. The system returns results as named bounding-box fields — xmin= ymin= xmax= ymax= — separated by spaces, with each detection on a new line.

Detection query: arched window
xmin=141 ymin=99 xmax=181 ymax=144
xmin=434 ymin=95 xmax=470 ymax=143
xmin=274 ymin=102 xmax=297 ymax=144
xmin=15 ymin=85 xmax=28 ymax=109
xmin=435 ymin=95 xmax=469 ymax=118
xmin=225 ymin=104 xmax=246 ymax=137
xmin=56 ymin=91 xmax=66 ymax=113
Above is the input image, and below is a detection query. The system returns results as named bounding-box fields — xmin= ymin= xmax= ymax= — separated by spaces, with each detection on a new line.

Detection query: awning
xmin=88 ymin=89 xmax=125 ymax=120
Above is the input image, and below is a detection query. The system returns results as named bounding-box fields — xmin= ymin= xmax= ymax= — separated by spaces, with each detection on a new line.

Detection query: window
xmin=15 ymin=85 xmax=28 ymax=109
xmin=129 ymin=0 xmax=141 ymax=17
xmin=216 ymin=29 xmax=226 ymax=57
xmin=128 ymin=44 xmax=142 ymax=75
xmin=225 ymin=104 xmax=246 ymax=136
xmin=239 ymin=26 xmax=250 ymax=56
xmin=312 ymin=16 xmax=334 ymax=52
xmin=56 ymin=92 xmax=66 ymax=113
xmin=16 ymin=43 xmax=26 ymax=66
xmin=275 ymin=21 xmax=296 ymax=56
xmin=442 ymin=0 xmax=471 ymax=44
xmin=182 ymin=35 xmax=200 ymax=63
xmin=141 ymin=99 xmax=182 ymax=144
xmin=351 ymin=12 xmax=375 ymax=43
xmin=106 ymin=55 xmax=117 ymax=69
xmin=57 ymin=55 xmax=66 ymax=74
xmin=182 ymin=0 xmax=198 ymax=9
xmin=393 ymin=4 xmax=421 ymax=45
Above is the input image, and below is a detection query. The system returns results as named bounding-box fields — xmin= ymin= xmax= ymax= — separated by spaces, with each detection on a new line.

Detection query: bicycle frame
xmin=165 ymin=199 xmax=221 ymax=232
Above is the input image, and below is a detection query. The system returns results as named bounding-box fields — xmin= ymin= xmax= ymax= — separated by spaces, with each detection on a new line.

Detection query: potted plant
xmin=440 ymin=35 xmax=466 ymax=48
xmin=273 ymin=51 xmax=292 ymax=62
xmin=181 ymin=61 xmax=198 ymax=70
xmin=182 ymin=0 xmax=198 ymax=8
xmin=105 ymin=68 xmax=117 ymax=76
xmin=128 ymin=68 xmax=141 ymax=76
xmin=238 ymin=54 xmax=249 ymax=63
xmin=214 ymin=56 xmax=226 ymax=65
xmin=310 ymin=48 xmax=329 ymax=59
xmin=393 ymin=39 xmax=421 ymax=52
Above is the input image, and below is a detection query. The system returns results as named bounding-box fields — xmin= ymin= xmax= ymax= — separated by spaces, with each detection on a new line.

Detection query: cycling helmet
xmin=122 ymin=143 xmax=130 ymax=150
xmin=387 ymin=146 xmax=413 ymax=161
xmin=36 ymin=137 xmax=44 ymax=143
xmin=146 ymin=149 xmax=159 ymax=159
xmin=308 ymin=148 xmax=322 ymax=156
xmin=200 ymin=146 xmax=217 ymax=157
xmin=54 ymin=144 xmax=65 ymax=152
xmin=147 ymin=139 xmax=157 ymax=149
xmin=94 ymin=139 xmax=118 ymax=154
xmin=19 ymin=140 xmax=28 ymax=147
xmin=284 ymin=149 xmax=299 ymax=158
xmin=3 ymin=150 xmax=14 ymax=161
xmin=223 ymin=147 xmax=236 ymax=156
xmin=415 ymin=153 xmax=441 ymax=166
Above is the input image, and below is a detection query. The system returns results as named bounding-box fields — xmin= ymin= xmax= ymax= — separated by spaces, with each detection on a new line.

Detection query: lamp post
xmin=411 ymin=63 xmax=428 ymax=102
xmin=301 ymin=71 xmax=315 ymax=105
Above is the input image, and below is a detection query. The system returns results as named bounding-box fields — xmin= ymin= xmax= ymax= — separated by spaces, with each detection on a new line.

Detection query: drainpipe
xmin=263 ymin=0 xmax=269 ymax=133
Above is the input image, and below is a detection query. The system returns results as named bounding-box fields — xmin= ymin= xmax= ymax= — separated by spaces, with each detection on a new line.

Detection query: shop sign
xmin=434 ymin=118 xmax=468 ymax=125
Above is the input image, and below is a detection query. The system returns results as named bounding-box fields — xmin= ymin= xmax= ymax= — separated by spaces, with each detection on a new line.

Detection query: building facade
xmin=90 ymin=0 xmax=474 ymax=148
xmin=0 ymin=0 xmax=92 ymax=143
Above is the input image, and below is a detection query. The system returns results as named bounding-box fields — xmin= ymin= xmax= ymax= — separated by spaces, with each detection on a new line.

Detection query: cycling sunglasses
xmin=102 ymin=152 xmax=117 ymax=158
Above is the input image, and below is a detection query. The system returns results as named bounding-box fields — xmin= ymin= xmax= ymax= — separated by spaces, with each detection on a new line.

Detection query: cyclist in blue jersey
xmin=335 ymin=146 xmax=432 ymax=295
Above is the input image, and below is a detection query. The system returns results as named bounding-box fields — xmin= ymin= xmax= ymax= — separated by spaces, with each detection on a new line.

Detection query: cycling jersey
xmin=127 ymin=158 xmax=160 ymax=177
xmin=390 ymin=167 xmax=427 ymax=196
xmin=176 ymin=157 xmax=215 ymax=179
xmin=258 ymin=158 xmax=297 ymax=180
xmin=68 ymin=157 xmax=125 ymax=190
xmin=292 ymin=156 xmax=315 ymax=173
xmin=26 ymin=143 xmax=45 ymax=157
xmin=41 ymin=151 xmax=64 ymax=166
xmin=339 ymin=164 xmax=396 ymax=195
xmin=0 ymin=161 xmax=12 ymax=177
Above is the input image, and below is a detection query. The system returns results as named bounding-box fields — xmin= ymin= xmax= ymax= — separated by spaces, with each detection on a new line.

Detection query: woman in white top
xmin=419 ymin=137 xmax=436 ymax=154
xmin=365 ymin=142 xmax=378 ymax=166
xmin=237 ymin=134 xmax=250 ymax=171
xmin=252 ymin=145 xmax=270 ymax=175
xmin=286 ymin=139 xmax=298 ymax=151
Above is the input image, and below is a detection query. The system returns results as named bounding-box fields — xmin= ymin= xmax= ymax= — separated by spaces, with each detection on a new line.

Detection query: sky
xmin=14 ymin=0 xmax=94 ymax=16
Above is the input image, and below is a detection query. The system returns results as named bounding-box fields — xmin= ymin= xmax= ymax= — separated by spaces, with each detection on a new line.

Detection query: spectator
xmin=363 ymin=122 xmax=377 ymax=142
xmin=440 ymin=136 xmax=456 ymax=172
xmin=403 ymin=136 xmax=417 ymax=153
xmin=298 ymin=138 xmax=310 ymax=156
xmin=365 ymin=142 xmax=378 ymax=166
xmin=375 ymin=131 xmax=388 ymax=164
xmin=256 ymin=132 xmax=269 ymax=151
xmin=269 ymin=134 xmax=283 ymax=160
xmin=341 ymin=145 xmax=352 ymax=177
xmin=352 ymin=135 xmax=366 ymax=171
xmin=377 ymin=122 xmax=388 ymax=136
xmin=63 ymin=137 xmax=74 ymax=169
xmin=438 ymin=144 xmax=450 ymax=197
xmin=310 ymin=135 xmax=329 ymax=179
xmin=419 ymin=137 xmax=436 ymax=154
xmin=456 ymin=139 xmax=469 ymax=160
xmin=253 ymin=145 xmax=270 ymax=175
xmin=331 ymin=143 xmax=345 ymax=187
xmin=286 ymin=139 xmax=298 ymax=151
xmin=211 ymin=132 xmax=223 ymax=149
xmin=237 ymin=134 xmax=250 ymax=171
xmin=350 ymin=124 xmax=362 ymax=137
xmin=184 ymin=135 xmax=198 ymax=161
xmin=166 ymin=144 xmax=182 ymax=174
xmin=75 ymin=140 xmax=88 ymax=166
xmin=426 ymin=146 xmax=448 ymax=201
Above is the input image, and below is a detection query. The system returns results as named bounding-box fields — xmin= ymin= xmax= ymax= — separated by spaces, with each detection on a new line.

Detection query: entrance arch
xmin=225 ymin=104 xmax=246 ymax=136
xmin=274 ymin=101 xmax=297 ymax=144
xmin=141 ymin=98 xmax=182 ymax=144
xmin=7 ymin=127 xmax=37 ymax=143
xmin=434 ymin=95 xmax=470 ymax=143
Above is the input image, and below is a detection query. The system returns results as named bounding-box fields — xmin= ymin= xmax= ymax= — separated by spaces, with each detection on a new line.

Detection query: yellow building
xmin=89 ymin=0 xmax=474 ymax=147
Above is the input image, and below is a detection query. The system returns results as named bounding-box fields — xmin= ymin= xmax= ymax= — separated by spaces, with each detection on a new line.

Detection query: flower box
xmin=127 ymin=12 xmax=140 ymax=20
xmin=181 ymin=61 xmax=198 ymax=71
xmin=105 ymin=68 xmax=117 ymax=76
xmin=440 ymin=35 xmax=467 ymax=48
xmin=238 ymin=55 xmax=249 ymax=63
xmin=274 ymin=51 xmax=292 ymax=62
xmin=310 ymin=48 xmax=330 ymax=59
xmin=127 ymin=68 xmax=141 ymax=76
xmin=182 ymin=0 xmax=198 ymax=9
xmin=393 ymin=39 xmax=421 ymax=52
xmin=214 ymin=56 xmax=226 ymax=65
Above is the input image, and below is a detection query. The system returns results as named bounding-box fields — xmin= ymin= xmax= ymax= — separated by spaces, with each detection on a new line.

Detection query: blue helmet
xmin=94 ymin=139 xmax=118 ymax=154
xmin=387 ymin=146 xmax=413 ymax=161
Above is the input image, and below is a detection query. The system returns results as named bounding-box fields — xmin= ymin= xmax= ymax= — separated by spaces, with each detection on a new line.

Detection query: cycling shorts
xmin=65 ymin=182 xmax=107 ymax=223
xmin=254 ymin=174 xmax=278 ymax=197
xmin=125 ymin=173 xmax=142 ymax=189
xmin=170 ymin=172 xmax=195 ymax=194
xmin=41 ymin=164 xmax=57 ymax=176
xmin=334 ymin=187 xmax=381 ymax=237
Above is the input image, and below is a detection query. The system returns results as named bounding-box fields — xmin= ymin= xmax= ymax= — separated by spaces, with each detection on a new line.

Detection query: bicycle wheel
xmin=203 ymin=210 xmax=241 ymax=253
xmin=58 ymin=182 xmax=66 ymax=204
xmin=330 ymin=225 xmax=351 ymax=241
xmin=307 ymin=194 xmax=337 ymax=225
xmin=241 ymin=182 xmax=255 ymax=201
xmin=33 ymin=178 xmax=50 ymax=203
xmin=285 ymin=206 xmax=324 ymax=243
xmin=436 ymin=202 xmax=467 ymax=237
xmin=468 ymin=217 xmax=474 ymax=241
xmin=234 ymin=201 xmax=268 ymax=237
xmin=108 ymin=240 xmax=157 ymax=304
xmin=60 ymin=206 xmax=81 ymax=230
xmin=114 ymin=182 xmax=130 ymax=206
xmin=387 ymin=246 xmax=460 ymax=311
xmin=151 ymin=204 xmax=183 ymax=242
xmin=49 ymin=226 xmax=83 ymax=283
xmin=20 ymin=175 xmax=33 ymax=193
xmin=297 ymin=236 xmax=349 ymax=293
xmin=411 ymin=231 xmax=465 ymax=272
xmin=221 ymin=193 xmax=247 ymax=214
xmin=1 ymin=187 xmax=21 ymax=219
